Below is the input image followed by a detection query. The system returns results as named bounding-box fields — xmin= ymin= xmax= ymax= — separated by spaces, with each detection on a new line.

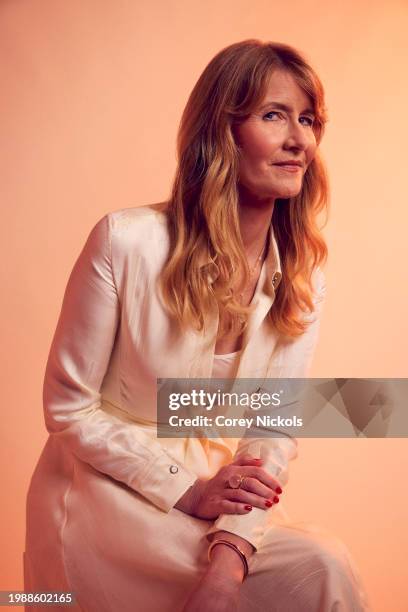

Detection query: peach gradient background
xmin=1 ymin=1 xmax=407 ymax=610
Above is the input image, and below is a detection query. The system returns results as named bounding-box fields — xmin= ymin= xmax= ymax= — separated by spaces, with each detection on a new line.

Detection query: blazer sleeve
xmin=205 ymin=268 xmax=327 ymax=550
xmin=43 ymin=213 xmax=197 ymax=512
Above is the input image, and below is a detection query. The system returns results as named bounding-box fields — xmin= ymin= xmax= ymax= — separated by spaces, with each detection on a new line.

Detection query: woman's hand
xmin=175 ymin=454 xmax=282 ymax=520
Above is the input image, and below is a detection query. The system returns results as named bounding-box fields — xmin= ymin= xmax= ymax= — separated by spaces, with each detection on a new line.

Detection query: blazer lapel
xmin=236 ymin=224 xmax=282 ymax=367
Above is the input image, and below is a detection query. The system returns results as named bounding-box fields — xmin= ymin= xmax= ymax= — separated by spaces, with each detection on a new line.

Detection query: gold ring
xmin=228 ymin=474 xmax=245 ymax=489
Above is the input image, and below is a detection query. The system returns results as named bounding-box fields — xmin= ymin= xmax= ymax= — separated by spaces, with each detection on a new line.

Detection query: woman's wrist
xmin=207 ymin=531 xmax=255 ymax=583
xmin=211 ymin=530 xmax=255 ymax=559
xmin=174 ymin=478 xmax=204 ymax=515
xmin=207 ymin=545 xmax=245 ymax=584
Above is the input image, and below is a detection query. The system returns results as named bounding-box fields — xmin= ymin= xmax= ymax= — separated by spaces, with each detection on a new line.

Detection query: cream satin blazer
xmin=43 ymin=204 xmax=326 ymax=550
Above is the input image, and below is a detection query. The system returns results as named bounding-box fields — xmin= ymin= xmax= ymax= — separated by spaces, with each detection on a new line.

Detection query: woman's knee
xmin=292 ymin=528 xmax=359 ymax=586
xmin=243 ymin=529 xmax=367 ymax=611
xmin=253 ymin=525 xmax=355 ymax=581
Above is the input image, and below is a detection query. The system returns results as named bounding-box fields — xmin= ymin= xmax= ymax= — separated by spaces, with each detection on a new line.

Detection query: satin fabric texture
xmin=24 ymin=204 xmax=371 ymax=610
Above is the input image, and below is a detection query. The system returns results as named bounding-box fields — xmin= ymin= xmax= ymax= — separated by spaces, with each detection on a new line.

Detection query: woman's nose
xmin=283 ymin=119 xmax=310 ymax=151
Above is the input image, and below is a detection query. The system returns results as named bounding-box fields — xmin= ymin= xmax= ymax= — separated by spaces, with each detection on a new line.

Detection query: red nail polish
xmin=244 ymin=505 xmax=252 ymax=511
xmin=265 ymin=500 xmax=273 ymax=507
xmin=276 ymin=487 xmax=282 ymax=494
xmin=273 ymin=496 xmax=279 ymax=503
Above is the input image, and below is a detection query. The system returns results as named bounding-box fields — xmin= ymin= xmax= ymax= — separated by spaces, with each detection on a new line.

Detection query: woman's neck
xmin=238 ymin=199 xmax=275 ymax=256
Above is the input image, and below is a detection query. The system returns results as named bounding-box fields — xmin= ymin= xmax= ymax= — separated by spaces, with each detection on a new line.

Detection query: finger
xmin=239 ymin=466 xmax=283 ymax=493
xmin=232 ymin=454 xmax=263 ymax=466
xmin=239 ymin=475 xmax=280 ymax=501
xmin=219 ymin=499 xmax=254 ymax=515
xmin=224 ymin=487 xmax=279 ymax=510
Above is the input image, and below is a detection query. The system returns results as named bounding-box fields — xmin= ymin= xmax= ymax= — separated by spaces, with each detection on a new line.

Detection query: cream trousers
xmin=24 ymin=517 xmax=371 ymax=612
xmin=24 ymin=437 xmax=372 ymax=612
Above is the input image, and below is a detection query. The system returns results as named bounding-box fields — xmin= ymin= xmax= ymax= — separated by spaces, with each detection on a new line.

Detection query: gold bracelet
xmin=207 ymin=539 xmax=249 ymax=579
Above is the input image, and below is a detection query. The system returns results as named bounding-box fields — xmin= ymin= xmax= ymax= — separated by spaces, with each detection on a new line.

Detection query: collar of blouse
xmin=196 ymin=222 xmax=282 ymax=295
xmin=188 ymin=224 xmax=283 ymax=379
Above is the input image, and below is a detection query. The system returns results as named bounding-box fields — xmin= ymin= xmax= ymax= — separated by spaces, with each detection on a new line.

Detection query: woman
xmin=25 ymin=40 xmax=371 ymax=611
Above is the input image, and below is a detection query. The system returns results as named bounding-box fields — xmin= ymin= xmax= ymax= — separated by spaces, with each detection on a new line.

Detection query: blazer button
xmin=169 ymin=465 xmax=179 ymax=474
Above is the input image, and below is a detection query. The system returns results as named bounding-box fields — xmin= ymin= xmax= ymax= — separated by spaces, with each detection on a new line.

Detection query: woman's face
xmin=233 ymin=69 xmax=317 ymax=202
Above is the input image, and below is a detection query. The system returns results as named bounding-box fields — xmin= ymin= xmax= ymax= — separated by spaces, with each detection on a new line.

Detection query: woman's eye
xmin=263 ymin=111 xmax=315 ymax=127
xmin=300 ymin=116 xmax=315 ymax=127
xmin=263 ymin=111 xmax=281 ymax=121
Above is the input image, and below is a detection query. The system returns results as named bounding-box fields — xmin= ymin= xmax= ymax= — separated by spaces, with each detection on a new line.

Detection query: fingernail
xmin=265 ymin=500 xmax=273 ymax=507
xmin=244 ymin=505 xmax=252 ymax=511
xmin=276 ymin=486 xmax=282 ymax=494
xmin=273 ymin=496 xmax=279 ymax=503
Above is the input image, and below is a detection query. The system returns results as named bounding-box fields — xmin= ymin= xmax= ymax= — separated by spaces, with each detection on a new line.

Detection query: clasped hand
xmin=175 ymin=454 xmax=282 ymax=520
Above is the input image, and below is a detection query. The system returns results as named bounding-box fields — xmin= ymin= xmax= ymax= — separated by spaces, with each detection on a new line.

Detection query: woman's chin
xmin=267 ymin=191 xmax=298 ymax=201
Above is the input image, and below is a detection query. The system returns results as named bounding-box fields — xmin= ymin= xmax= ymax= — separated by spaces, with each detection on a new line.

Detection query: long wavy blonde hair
xmin=160 ymin=39 xmax=329 ymax=340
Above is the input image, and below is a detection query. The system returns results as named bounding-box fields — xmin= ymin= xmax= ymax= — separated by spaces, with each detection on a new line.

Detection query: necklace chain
xmin=237 ymin=240 xmax=268 ymax=303
xmin=248 ymin=241 xmax=267 ymax=276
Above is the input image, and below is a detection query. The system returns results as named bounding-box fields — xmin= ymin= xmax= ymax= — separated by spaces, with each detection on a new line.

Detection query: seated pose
xmin=25 ymin=39 xmax=371 ymax=611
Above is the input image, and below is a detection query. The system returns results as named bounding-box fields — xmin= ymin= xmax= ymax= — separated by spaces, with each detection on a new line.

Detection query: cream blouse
xmin=212 ymin=350 xmax=242 ymax=379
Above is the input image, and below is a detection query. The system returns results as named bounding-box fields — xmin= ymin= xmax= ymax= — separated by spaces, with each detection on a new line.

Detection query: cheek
xmin=307 ymin=133 xmax=318 ymax=157
xmin=238 ymin=129 xmax=278 ymax=162
xmin=306 ymin=142 xmax=318 ymax=165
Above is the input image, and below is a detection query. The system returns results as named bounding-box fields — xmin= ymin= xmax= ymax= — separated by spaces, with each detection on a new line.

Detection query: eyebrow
xmin=259 ymin=101 xmax=316 ymax=116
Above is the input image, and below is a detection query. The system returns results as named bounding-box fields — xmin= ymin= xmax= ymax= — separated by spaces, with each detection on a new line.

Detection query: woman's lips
xmin=273 ymin=164 xmax=302 ymax=172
